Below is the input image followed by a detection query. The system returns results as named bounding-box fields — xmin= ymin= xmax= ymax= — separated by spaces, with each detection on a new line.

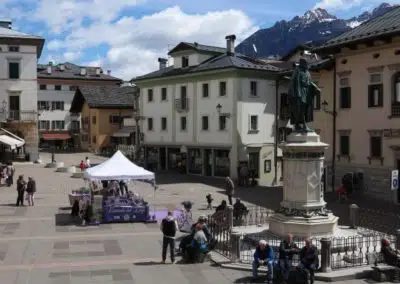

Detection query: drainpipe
xmin=331 ymin=57 xmax=337 ymax=190
xmin=274 ymin=79 xmax=279 ymax=185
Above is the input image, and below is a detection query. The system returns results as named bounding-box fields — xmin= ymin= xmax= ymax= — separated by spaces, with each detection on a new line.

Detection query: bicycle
xmin=177 ymin=201 xmax=193 ymax=233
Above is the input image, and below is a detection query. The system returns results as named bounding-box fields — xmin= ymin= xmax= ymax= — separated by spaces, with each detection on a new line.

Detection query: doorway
xmin=159 ymin=147 xmax=166 ymax=170
xmin=9 ymin=95 xmax=20 ymax=120
xmin=397 ymin=159 xmax=400 ymax=203
xmin=204 ymin=149 xmax=212 ymax=176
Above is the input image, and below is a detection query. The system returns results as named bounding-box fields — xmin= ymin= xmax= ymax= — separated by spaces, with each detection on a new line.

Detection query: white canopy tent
xmin=84 ymin=150 xmax=155 ymax=181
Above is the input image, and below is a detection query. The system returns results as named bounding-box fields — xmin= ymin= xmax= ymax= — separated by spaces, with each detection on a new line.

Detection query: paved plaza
xmin=0 ymin=152 xmax=386 ymax=283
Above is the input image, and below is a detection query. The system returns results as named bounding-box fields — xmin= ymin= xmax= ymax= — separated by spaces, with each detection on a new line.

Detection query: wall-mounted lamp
xmin=216 ymin=103 xmax=222 ymax=113
xmin=322 ymin=100 xmax=337 ymax=116
xmin=1 ymin=99 xmax=7 ymax=111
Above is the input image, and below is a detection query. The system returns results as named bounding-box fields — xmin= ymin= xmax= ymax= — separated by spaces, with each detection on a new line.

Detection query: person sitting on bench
xmin=298 ymin=238 xmax=319 ymax=284
xmin=381 ymin=238 xmax=400 ymax=267
xmin=185 ymin=223 xmax=208 ymax=262
xmin=252 ymin=239 xmax=274 ymax=282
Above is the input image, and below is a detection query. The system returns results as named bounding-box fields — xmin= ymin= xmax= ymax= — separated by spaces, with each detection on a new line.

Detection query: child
xmin=206 ymin=194 xmax=213 ymax=210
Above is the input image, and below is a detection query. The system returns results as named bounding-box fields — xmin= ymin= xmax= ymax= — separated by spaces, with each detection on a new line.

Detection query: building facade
xmin=37 ymin=62 xmax=121 ymax=150
xmin=314 ymin=6 xmax=400 ymax=204
xmin=0 ymin=20 xmax=45 ymax=161
xmin=69 ymin=86 xmax=135 ymax=152
xmin=134 ymin=36 xmax=289 ymax=186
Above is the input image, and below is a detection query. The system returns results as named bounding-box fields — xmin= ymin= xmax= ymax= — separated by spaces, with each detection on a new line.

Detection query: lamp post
xmin=216 ymin=103 xmax=222 ymax=113
xmin=321 ymin=100 xmax=337 ymax=192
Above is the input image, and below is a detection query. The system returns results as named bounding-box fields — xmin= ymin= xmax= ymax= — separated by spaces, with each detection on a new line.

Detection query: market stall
xmin=78 ymin=151 xmax=156 ymax=224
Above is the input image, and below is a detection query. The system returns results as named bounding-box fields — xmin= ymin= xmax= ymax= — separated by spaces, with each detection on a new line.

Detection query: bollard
xmin=227 ymin=205 xmax=233 ymax=230
xmin=320 ymin=238 xmax=332 ymax=272
xmin=396 ymin=229 xmax=400 ymax=250
xmin=230 ymin=233 xmax=241 ymax=262
xmin=349 ymin=204 xmax=359 ymax=229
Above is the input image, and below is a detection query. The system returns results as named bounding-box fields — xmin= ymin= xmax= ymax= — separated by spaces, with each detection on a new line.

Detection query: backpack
xmin=162 ymin=218 xmax=177 ymax=237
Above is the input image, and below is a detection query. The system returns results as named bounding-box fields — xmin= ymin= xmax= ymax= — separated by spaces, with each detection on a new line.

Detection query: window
xmin=161 ymin=87 xmax=167 ymax=101
xmin=147 ymin=89 xmax=153 ymax=102
xmin=8 ymin=62 xmax=19 ymax=79
xmin=201 ymin=116 xmax=209 ymax=130
xmin=248 ymin=152 xmax=260 ymax=178
xmin=279 ymin=93 xmax=290 ymax=120
xmin=180 ymin=86 xmax=187 ymax=109
xmin=54 ymin=85 xmax=62 ymax=91
xmin=51 ymin=101 xmax=64 ymax=110
xmin=249 ymin=115 xmax=258 ymax=132
xmin=219 ymin=81 xmax=227 ymax=96
xmin=368 ymin=84 xmax=383 ymax=107
xmin=180 ymin=116 xmax=187 ymax=131
xmin=38 ymin=120 xmax=50 ymax=130
xmin=69 ymin=86 xmax=77 ymax=91
xmin=339 ymin=87 xmax=351 ymax=108
xmin=37 ymin=101 xmax=50 ymax=110
xmin=92 ymin=116 xmax=96 ymax=125
xmin=395 ymin=73 xmax=400 ymax=104
xmin=182 ymin=56 xmax=189 ymax=68
xmin=218 ymin=115 xmax=226 ymax=130
xmin=250 ymin=81 xmax=257 ymax=96
xmin=8 ymin=46 xmax=19 ymax=52
xmin=92 ymin=136 xmax=97 ymax=144
xmin=202 ymin=83 xmax=209 ymax=98
xmin=39 ymin=84 xmax=47 ymax=90
xmin=70 ymin=120 xmax=80 ymax=130
xmin=51 ymin=120 xmax=65 ymax=130
xmin=109 ymin=115 xmax=120 ymax=124
xmin=314 ymin=92 xmax=321 ymax=110
xmin=161 ymin=117 xmax=167 ymax=131
xmin=147 ymin=118 xmax=153 ymax=131
xmin=339 ymin=135 xmax=350 ymax=156
xmin=264 ymin=160 xmax=272 ymax=173
xmin=370 ymin=136 xmax=382 ymax=158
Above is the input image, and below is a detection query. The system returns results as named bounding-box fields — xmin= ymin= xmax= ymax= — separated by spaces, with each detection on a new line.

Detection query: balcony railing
xmin=391 ymin=104 xmax=400 ymax=118
xmin=0 ymin=110 xmax=37 ymax=122
xmin=174 ymin=98 xmax=189 ymax=112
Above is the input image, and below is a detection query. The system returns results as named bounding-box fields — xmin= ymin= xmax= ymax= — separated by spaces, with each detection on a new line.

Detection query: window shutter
xmin=378 ymin=84 xmax=383 ymax=106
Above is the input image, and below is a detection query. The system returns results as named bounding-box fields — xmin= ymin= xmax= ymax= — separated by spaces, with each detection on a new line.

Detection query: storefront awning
xmin=42 ymin=133 xmax=71 ymax=140
xmin=112 ymin=126 xmax=135 ymax=138
xmin=0 ymin=135 xmax=24 ymax=149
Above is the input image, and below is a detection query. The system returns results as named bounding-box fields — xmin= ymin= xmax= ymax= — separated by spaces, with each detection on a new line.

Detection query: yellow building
xmin=69 ymin=86 xmax=135 ymax=152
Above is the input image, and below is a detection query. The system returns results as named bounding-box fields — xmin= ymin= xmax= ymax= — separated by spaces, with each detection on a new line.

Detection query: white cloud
xmin=47 ymin=6 xmax=257 ymax=80
xmin=314 ymin=0 xmax=362 ymax=10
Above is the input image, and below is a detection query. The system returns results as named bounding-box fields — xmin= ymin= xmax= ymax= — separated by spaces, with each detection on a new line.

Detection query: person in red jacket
xmin=79 ymin=160 xmax=85 ymax=172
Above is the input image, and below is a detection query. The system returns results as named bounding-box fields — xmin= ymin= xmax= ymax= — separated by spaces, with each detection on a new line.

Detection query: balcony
xmin=391 ymin=104 xmax=400 ymax=118
xmin=174 ymin=98 xmax=189 ymax=113
xmin=0 ymin=110 xmax=37 ymax=123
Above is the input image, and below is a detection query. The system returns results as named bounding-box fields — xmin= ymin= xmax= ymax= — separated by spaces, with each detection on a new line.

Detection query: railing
xmin=391 ymin=104 xmax=400 ymax=118
xmin=0 ymin=110 xmax=37 ymax=122
xmin=174 ymin=98 xmax=189 ymax=112
xmin=208 ymin=209 xmax=232 ymax=259
xmin=233 ymin=206 xmax=274 ymax=227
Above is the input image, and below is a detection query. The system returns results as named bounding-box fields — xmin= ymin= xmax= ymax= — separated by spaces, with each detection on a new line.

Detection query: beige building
xmin=313 ymin=6 xmax=400 ymax=204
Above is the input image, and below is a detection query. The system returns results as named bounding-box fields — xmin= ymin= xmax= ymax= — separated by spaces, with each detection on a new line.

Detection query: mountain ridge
xmin=235 ymin=2 xmax=398 ymax=59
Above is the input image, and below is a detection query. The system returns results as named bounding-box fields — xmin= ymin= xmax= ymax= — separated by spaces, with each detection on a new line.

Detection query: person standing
xmin=6 ymin=162 xmax=15 ymax=187
xmin=26 ymin=177 xmax=36 ymax=206
xmin=16 ymin=175 xmax=26 ymax=206
xmin=225 ymin=176 xmax=235 ymax=205
xmin=160 ymin=211 xmax=178 ymax=264
xmin=85 ymin=156 xmax=91 ymax=168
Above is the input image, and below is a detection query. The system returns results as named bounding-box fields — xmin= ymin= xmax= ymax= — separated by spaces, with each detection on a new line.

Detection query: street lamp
xmin=322 ymin=100 xmax=337 ymax=116
xmin=2 ymin=99 xmax=7 ymax=111
xmin=216 ymin=103 xmax=222 ymax=113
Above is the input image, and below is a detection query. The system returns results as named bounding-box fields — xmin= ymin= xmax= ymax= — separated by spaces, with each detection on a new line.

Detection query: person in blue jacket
xmin=252 ymin=239 xmax=274 ymax=281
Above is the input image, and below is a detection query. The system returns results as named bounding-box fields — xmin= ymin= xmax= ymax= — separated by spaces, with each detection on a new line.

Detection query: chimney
xmin=225 ymin=34 xmax=236 ymax=56
xmin=80 ymin=67 xmax=86 ymax=76
xmin=0 ymin=20 xmax=12 ymax=29
xmin=95 ymin=67 xmax=101 ymax=75
xmin=59 ymin=64 xmax=65 ymax=71
xmin=158 ymin=58 xmax=168 ymax=70
xmin=107 ymin=70 xmax=111 ymax=75
xmin=47 ymin=65 xmax=52 ymax=74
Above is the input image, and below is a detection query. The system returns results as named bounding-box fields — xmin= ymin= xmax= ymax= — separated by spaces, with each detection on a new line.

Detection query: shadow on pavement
xmin=233 ymin=276 xmax=262 ymax=283
xmin=134 ymin=261 xmax=164 ymax=266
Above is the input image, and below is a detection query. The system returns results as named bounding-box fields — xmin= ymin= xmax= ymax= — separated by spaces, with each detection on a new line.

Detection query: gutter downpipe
xmin=274 ymin=78 xmax=279 ymax=185
xmin=331 ymin=56 xmax=337 ymax=191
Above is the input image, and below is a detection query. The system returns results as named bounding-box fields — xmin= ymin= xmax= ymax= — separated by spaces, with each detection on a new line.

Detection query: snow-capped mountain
xmin=235 ymin=3 xmax=398 ymax=58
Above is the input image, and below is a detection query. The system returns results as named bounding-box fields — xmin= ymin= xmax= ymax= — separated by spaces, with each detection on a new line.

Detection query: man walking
xmin=225 ymin=176 xmax=235 ymax=205
xmin=160 ymin=211 xmax=179 ymax=264
xmin=16 ymin=175 xmax=26 ymax=206
xmin=26 ymin=177 xmax=36 ymax=206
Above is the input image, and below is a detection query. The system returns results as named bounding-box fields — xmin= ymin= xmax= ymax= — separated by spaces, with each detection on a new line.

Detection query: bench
xmin=366 ymin=252 xmax=400 ymax=283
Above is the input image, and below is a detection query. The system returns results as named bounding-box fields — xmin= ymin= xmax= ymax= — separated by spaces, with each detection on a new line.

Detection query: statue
xmin=287 ymin=58 xmax=321 ymax=132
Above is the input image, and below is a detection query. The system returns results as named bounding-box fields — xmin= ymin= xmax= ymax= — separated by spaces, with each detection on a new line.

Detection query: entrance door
xmin=9 ymin=96 xmax=20 ymax=120
xmin=159 ymin=147 xmax=166 ymax=170
xmin=397 ymin=159 xmax=400 ymax=203
xmin=204 ymin=149 xmax=212 ymax=176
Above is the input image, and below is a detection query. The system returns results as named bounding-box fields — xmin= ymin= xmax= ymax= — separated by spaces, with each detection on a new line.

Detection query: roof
xmin=70 ymin=86 xmax=135 ymax=112
xmin=314 ymin=6 xmax=400 ymax=52
xmin=168 ymin=42 xmax=226 ymax=55
xmin=37 ymin=62 xmax=122 ymax=81
xmin=281 ymin=43 xmax=314 ymax=61
xmin=134 ymin=52 xmax=283 ymax=82
xmin=0 ymin=27 xmax=45 ymax=56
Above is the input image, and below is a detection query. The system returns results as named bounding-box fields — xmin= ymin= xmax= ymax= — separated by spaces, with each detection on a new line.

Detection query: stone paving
xmin=0 ymin=152 xmax=383 ymax=283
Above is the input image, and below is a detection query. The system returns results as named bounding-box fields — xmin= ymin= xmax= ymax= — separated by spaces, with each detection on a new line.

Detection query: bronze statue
xmin=287 ymin=58 xmax=321 ymax=132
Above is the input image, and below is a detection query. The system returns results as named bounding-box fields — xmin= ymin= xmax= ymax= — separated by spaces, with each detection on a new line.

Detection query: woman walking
xmin=26 ymin=177 xmax=36 ymax=206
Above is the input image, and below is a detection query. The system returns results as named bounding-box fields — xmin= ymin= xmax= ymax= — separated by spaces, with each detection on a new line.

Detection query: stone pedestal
xmin=269 ymin=132 xmax=338 ymax=237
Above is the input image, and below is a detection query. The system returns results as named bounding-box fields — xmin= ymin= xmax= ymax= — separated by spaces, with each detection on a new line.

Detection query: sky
xmin=1 ymin=0 xmax=399 ymax=80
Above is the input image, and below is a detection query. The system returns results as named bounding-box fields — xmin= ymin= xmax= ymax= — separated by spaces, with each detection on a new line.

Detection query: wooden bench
xmin=366 ymin=252 xmax=400 ymax=283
